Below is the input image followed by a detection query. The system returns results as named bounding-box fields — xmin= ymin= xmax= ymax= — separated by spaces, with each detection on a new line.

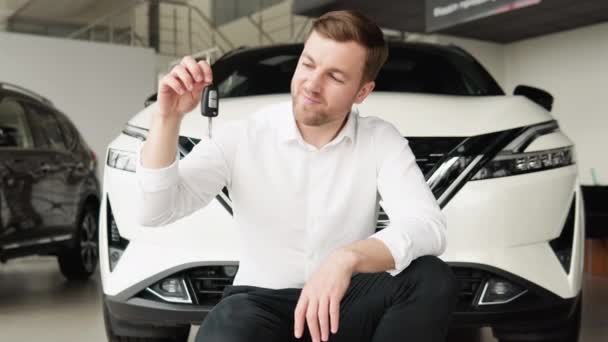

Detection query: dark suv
xmin=0 ymin=82 xmax=101 ymax=280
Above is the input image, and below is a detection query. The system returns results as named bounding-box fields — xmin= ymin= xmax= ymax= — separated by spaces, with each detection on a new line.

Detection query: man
xmin=137 ymin=10 xmax=458 ymax=342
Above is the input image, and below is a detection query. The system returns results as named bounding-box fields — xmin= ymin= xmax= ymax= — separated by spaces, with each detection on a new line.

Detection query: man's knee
xmin=399 ymin=255 xmax=459 ymax=307
xmin=195 ymin=293 xmax=256 ymax=342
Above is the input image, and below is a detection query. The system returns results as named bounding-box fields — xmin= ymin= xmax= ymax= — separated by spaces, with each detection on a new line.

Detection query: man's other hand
xmin=294 ymin=249 xmax=358 ymax=342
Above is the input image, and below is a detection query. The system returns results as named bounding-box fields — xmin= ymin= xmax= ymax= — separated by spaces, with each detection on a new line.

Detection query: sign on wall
xmin=425 ymin=0 xmax=542 ymax=32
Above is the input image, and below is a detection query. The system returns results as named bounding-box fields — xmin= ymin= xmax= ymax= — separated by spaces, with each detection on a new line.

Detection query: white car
xmin=100 ymin=43 xmax=584 ymax=342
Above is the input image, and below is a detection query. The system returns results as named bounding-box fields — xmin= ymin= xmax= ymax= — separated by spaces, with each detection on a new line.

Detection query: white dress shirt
xmin=135 ymin=101 xmax=446 ymax=289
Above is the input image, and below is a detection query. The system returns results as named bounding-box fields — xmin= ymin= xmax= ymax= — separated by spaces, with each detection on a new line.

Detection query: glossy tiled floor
xmin=0 ymin=256 xmax=606 ymax=342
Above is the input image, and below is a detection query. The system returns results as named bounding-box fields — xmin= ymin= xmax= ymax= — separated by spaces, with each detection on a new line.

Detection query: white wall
xmin=504 ymin=22 xmax=608 ymax=185
xmin=436 ymin=34 xmax=506 ymax=89
xmin=0 ymin=31 xmax=156 ymax=179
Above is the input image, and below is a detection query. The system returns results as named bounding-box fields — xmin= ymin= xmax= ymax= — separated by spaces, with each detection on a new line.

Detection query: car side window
xmin=0 ymin=97 xmax=34 ymax=148
xmin=23 ymin=102 xmax=66 ymax=150
xmin=55 ymin=112 xmax=77 ymax=149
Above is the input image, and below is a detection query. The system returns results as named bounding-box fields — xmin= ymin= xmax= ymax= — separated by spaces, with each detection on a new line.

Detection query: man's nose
xmin=304 ymin=71 xmax=322 ymax=94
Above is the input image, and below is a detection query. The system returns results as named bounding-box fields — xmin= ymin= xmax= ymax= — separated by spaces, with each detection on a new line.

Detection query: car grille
xmin=184 ymin=265 xmax=489 ymax=308
xmin=407 ymin=137 xmax=466 ymax=177
xmin=376 ymin=207 xmax=390 ymax=230
xmin=451 ymin=267 xmax=487 ymax=309
xmin=375 ymin=137 xmax=466 ymax=230
xmin=177 ymin=136 xmax=466 ymax=232
xmin=177 ymin=265 xmax=492 ymax=310
xmin=178 ymin=136 xmax=201 ymax=157
xmin=186 ymin=266 xmax=237 ymax=306
xmin=178 ymin=136 xmax=466 ymax=177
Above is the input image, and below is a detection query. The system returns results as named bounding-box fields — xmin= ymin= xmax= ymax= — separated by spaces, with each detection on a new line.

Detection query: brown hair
xmin=308 ymin=10 xmax=388 ymax=83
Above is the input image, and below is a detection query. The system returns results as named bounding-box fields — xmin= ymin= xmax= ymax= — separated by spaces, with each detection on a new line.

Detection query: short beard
xmin=292 ymin=91 xmax=329 ymax=127
xmin=292 ymin=97 xmax=330 ymax=127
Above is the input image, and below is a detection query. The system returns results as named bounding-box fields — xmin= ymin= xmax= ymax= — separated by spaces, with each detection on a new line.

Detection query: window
xmin=217 ymin=54 xmax=299 ymax=98
xmin=0 ymin=97 xmax=33 ymax=148
xmin=213 ymin=45 xmax=504 ymax=98
xmin=55 ymin=112 xmax=77 ymax=149
xmin=24 ymin=103 xmax=66 ymax=150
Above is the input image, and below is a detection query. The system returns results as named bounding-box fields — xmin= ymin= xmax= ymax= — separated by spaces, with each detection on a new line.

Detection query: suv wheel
xmin=58 ymin=204 xmax=99 ymax=281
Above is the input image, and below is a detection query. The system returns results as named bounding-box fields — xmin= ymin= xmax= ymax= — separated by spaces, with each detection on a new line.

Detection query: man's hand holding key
xmin=158 ymin=56 xmax=213 ymax=119
xmin=140 ymin=56 xmax=213 ymax=169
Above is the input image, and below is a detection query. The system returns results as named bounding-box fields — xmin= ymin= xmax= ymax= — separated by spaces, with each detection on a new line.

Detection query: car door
xmin=0 ymin=95 xmax=44 ymax=250
xmin=21 ymin=101 xmax=72 ymax=240
xmin=54 ymin=110 xmax=89 ymax=228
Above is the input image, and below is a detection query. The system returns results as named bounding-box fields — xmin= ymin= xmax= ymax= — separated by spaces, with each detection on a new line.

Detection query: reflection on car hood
xmin=128 ymin=92 xmax=552 ymax=138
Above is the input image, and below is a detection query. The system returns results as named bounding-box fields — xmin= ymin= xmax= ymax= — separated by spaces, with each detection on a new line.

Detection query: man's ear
xmin=354 ymin=81 xmax=375 ymax=104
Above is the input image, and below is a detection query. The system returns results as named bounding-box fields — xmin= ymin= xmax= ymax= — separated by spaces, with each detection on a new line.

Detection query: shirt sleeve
xmin=369 ymin=121 xmax=447 ymax=276
xmin=135 ymin=121 xmax=240 ymax=227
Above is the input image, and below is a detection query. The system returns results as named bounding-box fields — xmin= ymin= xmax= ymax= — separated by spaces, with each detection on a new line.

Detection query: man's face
xmin=291 ymin=30 xmax=374 ymax=127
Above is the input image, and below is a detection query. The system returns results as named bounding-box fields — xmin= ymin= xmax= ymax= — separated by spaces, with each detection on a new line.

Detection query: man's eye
xmin=302 ymin=63 xmax=313 ymax=68
xmin=331 ymin=75 xmax=344 ymax=83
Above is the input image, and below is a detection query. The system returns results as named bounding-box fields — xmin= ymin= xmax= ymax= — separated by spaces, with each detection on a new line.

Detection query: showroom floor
xmin=0 ymin=256 xmax=606 ymax=342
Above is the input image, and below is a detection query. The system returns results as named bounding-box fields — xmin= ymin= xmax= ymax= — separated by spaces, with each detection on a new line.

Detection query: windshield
xmin=212 ymin=44 xmax=503 ymax=98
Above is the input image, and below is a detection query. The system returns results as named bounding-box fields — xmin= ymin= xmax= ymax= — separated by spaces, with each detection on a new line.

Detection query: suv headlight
xmin=472 ymin=146 xmax=574 ymax=180
xmin=107 ymin=149 xmax=137 ymax=172
xmin=471 ymin=121 xmax=574 ymax=181
xmin=106 ymin=124 xmax=149 ymax=173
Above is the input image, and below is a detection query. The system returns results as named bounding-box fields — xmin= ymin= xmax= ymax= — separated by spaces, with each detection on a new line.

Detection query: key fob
xmin=201 ymin=85 xmax=219 ymax=118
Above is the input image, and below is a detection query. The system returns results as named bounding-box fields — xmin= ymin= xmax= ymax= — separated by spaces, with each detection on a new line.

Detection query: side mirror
xmin=144 ymin=93 xmax=157 ymax=107
xmin=513 ymin=85 xmax=554 ymax=111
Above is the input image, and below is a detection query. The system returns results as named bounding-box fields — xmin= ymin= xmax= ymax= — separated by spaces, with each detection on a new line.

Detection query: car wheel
xmin=58 ymin=204 xmax=99 ymax=281
xmin=498 ymin=296 xmax=582 ymax=342
xmin=103 ymin=303 xmax=190 ymax=342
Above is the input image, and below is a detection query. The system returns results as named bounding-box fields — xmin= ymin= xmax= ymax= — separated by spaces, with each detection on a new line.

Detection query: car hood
xmin=128 ymin=92 xmax=552 ymax=138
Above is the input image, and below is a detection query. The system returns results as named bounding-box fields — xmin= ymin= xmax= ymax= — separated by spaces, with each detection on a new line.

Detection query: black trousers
xmin=195 ymin=255 xmax=459 ymax=342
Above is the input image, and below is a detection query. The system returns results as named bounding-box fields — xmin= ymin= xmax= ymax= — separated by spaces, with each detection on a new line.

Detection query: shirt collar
xmin=280 ymin=103 xmax=358 ymax=147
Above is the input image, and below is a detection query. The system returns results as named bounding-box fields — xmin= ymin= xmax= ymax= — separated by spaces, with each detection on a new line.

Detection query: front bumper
xmin=103 ymin=262 xmax=580 ymax=331
xmin=105 ymin=295 xmax=212 ymax=327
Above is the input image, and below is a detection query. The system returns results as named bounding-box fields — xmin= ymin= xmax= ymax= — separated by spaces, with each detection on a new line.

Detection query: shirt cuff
xmin=369 ymin=226 xmax=414 ymax=276
xmin=135 ymin=141 xmax=180 ymax=192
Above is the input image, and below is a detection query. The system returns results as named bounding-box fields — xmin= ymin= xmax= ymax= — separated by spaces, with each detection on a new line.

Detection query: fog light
xmin=478 ymin=278 xmax=527 ymax=305
xmin=161 ymin=278 xmax=182 ymax=293
xmin=146 ymin=276 xmax=192 ymax=304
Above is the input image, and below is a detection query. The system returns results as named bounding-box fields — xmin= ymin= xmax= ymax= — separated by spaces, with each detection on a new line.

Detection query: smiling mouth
xmin=301 ymin=94 xmax=322 ymax=105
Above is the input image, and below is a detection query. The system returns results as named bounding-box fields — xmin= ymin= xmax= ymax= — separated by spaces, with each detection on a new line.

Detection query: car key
xmin=200 ymin=55 xmax=218 ymax=139
xmin=201 ymin=84 xmax=218 ymax=138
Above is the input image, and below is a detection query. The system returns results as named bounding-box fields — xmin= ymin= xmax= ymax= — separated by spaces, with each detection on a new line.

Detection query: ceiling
xmin=292 ymin=0 xmax=608 ymax=43
xmin=9 ymin=0 xmax=134 ymax=25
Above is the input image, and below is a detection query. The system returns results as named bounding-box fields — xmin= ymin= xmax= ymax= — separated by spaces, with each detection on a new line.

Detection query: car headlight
xmin=107 ymin=148 xmax=137 ymax=172
xmin=471 ymin=146 xmax=574 ymax=180
xmin=470 ymin=121 xmax=574 ymax=181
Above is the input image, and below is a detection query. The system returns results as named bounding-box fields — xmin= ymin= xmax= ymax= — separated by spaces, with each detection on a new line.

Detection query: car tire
xmin=497 ymin=295 xmax=582 ymax=342
xmin=58 ymin=203 xmax=99 ymax=281
xmin=103 ymin=303 xmax=190 ymax=342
